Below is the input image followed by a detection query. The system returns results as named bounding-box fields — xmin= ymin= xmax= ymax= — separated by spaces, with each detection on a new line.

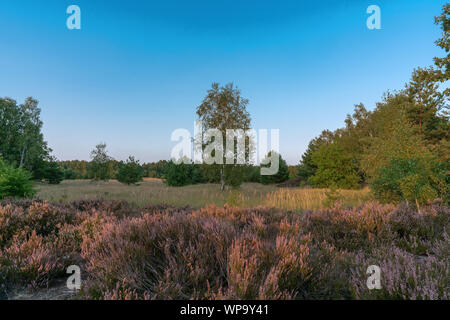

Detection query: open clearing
xmin=36 ymin=179 xmax=372 ymax=211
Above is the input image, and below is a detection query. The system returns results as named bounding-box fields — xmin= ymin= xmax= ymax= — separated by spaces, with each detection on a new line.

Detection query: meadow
xmin=35 ymin=179 xmax=372 ymax=211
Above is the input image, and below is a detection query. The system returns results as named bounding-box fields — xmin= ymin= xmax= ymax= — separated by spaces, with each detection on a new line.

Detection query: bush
xmin=165 ymin=159 xmax=204 ymax=186
xmin=350 ymin=245 xmax=449 ymax=299
xmin=308 ymin=142 xmax=360 ymax=189
xmin=371 ymin=157 xmax=447 ymax=205
xmin=0 ymin=158 xmax=35 ymax=199
xmin=243 ymin=165 xmax=261 ymax=183
xmin=116 ymin=156 xmax=143 ymax=185
xmin=260 ymin=151 xmax=290 ymax=185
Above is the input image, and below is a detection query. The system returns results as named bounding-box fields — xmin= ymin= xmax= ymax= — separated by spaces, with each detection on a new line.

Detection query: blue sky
xmin=0 ymin=0 xmax=446 ymax=164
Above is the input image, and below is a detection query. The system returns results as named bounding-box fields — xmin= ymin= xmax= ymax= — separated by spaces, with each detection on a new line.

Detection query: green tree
xmin=309 ymin=142 xmax=360 ymax=189
xmin=260 ymin=151 xmax=290 ymax=184
xmin=142 ymin=160 xmax=168 ymax=178
xmin=116 ymin=156 xmax=144 ymax=185
xmin=88 ymin=143 xmax=113 ymax=181
xmin=297 ymin=130 xmax=335 ymax=181
xmin=0 ymin=97 xmax=50 ymax=172
xmin=33 ymin=159 xmax=64 ymax=184
xmin=196 ymin=83 xmax=252 ymax=190
xmin=361 ymin=102 xmax=426 ymax=181
xmin=405 ymin=67 xmax=447 ymax=142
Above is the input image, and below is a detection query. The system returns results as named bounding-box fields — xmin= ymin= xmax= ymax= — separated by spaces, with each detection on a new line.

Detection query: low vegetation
xmin=0 ymin=199 xmax=448 ymax=300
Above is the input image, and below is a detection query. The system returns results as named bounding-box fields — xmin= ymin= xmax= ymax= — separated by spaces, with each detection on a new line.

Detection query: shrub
xmin=371 ymin=157 xmax=447 ymax=205
xmin=350 ymin=245 xmax=449 ymax=299
xmin=243 ymin=165 xmax=261 ymax=183
xmin=165 ymin=159 xmax=203 ymax=186
xmin=0 ymin=231 xmax=65 ymax=289
xmin=260 ymin=151 xmax=290 ymax=185
xmin=116 ymin=156 xmax=144 ymax=185
xmin=0 ymin=158 xmax=35 ymax=199
xmin=308 ymin=142 xmax=360 ymax=189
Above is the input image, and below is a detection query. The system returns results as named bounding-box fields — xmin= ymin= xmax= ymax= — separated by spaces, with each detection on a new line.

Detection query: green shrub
xmin=371 ymin=157 xmax=447 ymax=205
xmin=165 ymin=159 xmax=204 ymax=186
xmin=116 ymin=156 xmax=144 ymax=185
xmin=0 ymin=159 xmax=35 ymax=199
xmin=260 ymin=151 xmax=290 ymax=185
xmin=308 ymin=143 xmax=360 ymax=189
xmin=243 ymin=165 xmax=261 ymax=182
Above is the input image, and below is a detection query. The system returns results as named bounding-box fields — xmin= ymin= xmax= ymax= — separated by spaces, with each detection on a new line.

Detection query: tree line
xmin=61 ymin=144 xmax=290 ymax=187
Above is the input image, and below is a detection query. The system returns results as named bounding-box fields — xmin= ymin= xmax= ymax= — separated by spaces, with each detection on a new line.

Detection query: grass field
xmin=35 ymin=179 xmax=372 ymax=211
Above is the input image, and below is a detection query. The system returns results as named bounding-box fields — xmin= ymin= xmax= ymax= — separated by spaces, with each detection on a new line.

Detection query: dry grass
xmin=35 ymin=180 xmax=371 ymax=211
xmin=264 ymin=187 xmax=372 ymax=211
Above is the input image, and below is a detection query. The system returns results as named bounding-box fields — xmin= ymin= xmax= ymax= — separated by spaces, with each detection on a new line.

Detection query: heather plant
xmin=299 ymin=202 xmax=396 ymax=251
xmin=80 ymin=211 xmax=237 ymax=299
xmin=0 ymin=231 xmax=65 ymax=289
xmin=350 ymin=245 xmax=449 ymax=300
xmin=0 ymin=199 xmax=448 ymax=300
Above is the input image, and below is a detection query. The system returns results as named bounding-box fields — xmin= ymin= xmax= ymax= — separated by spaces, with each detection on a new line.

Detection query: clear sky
xmin=0 ymin=0 xmax=446 ymax=164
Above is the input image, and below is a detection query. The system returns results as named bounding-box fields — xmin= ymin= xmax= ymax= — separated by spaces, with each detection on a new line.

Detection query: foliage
xmin=196 ymin=83 xmax=252 ymax=190
xmin=308 ymin=142 xmax=360 ymax=189
xmin=165 ymin=159 xmax=204 ymax=187
xmin=371 ymin=157 xmax=448 ymax=205
xmin=260 ymin=151 xmax=290 ymax=185
xmin=297 ymin=130 xmax=335 ymax=180
xmin=0 ymin=158 xmax=35 ymax=199
xmin=60 ymin=160 xmax=90 ymax=179
xmin=33 ymin=159 xmax=65 ymax=184
xmin=142 ymin=160 xmax=168 ymax=178
xmin=63 ymin=168 xmax=78 ymax=180
xmin=116 ymin=156 xmax=144 ymax=185
xmin=0 ymin=97 xmax=50 ymax=173
xmin=88 ymin=143 xmax=113 ymax=181
xmin=243 ymin=165 xmax=261 ymax=183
